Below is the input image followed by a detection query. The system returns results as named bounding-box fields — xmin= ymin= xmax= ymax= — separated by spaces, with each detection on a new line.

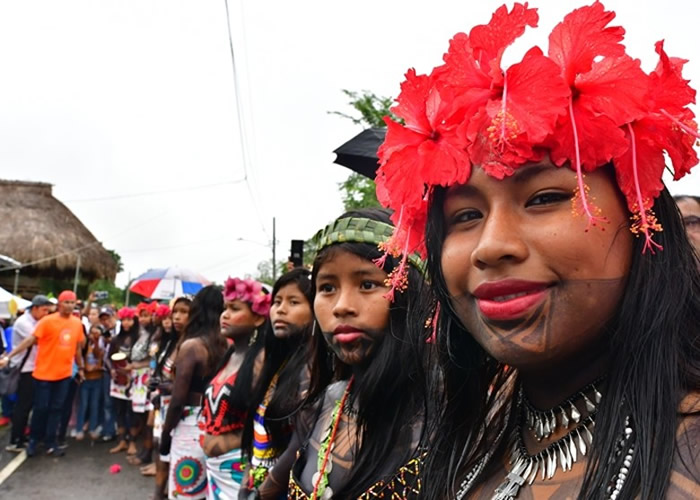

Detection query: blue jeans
xmin=76 ymin=378 xmax=102 ymax=433
xmin=30 ymin=377 xmax=71 ymax=448
xmin=101 ymin=371 xmax=116 ymax=437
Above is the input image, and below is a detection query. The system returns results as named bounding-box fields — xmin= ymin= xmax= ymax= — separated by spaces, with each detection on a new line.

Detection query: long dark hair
xmin=241 ymin=268 xmax=314 ymax=458
xmin=109 ymin=316 xmax=140 ymax=358
xmin=154 ymin=297 xmax=191 ymax=377
xmin=181 ymin=286 xmax=227 ymax=380
xmin=420 ymin=187 xmax=700 ymax=499
xmin=309 ymin=207 xmax=427 ymax=498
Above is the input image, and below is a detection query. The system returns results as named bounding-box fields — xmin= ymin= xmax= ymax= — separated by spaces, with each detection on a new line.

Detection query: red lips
xmin=333 ymin=324 xmax=368 ymax=343
xmin=473 ymin=279 xmax=551 ymax=321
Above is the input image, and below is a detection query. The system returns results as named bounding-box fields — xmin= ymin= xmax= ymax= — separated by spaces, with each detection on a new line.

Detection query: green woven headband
xmin=313 ymin=217 xmax=424 ymax=271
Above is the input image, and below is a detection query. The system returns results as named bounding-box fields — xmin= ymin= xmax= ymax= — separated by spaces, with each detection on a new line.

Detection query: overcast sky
xmin=1 ymin=0 xmax=699 ymax=288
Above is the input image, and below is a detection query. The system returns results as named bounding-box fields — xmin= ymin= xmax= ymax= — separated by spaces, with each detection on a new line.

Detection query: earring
xmin=311 ymin=321 xmax=317 ymax=337
xmin=249 ymin=328 xmax=258 ymax=347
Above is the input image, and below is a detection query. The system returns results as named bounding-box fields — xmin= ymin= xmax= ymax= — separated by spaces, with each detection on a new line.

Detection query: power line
xmin=223 ymin=0 xmax=269 ymax=238
xmin=65 ymin=178 xmax=245 ymax=203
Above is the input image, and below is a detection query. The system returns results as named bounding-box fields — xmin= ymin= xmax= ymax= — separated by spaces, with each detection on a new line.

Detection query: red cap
xmin=58 ymin=290 xmax=77 ymax=302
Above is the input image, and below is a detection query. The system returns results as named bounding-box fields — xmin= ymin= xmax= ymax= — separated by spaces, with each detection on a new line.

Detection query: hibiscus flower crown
xmin=118 ymin=307 xmax=137 ymax=320
xmin=155 ymin=304 xmax=171 ymax=319
xmin=375 ymin=1 xmax=699 ymax=280
xmin=223 ymin=277 xmax=271 ymax=317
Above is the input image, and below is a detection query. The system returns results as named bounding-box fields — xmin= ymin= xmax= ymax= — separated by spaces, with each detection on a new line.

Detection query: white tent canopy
xmin=0 ymin=286 xmax=32 ymax=319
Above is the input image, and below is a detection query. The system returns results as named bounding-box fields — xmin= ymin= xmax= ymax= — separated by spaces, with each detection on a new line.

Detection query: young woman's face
xmin=270 ymin=283 xmax=312 ymax=338
xmin=172 ymin=302 xmax=190 ymax=332
xmin=314 ymin=249 xmax=391 ymax=366
xmin=88 ymin=308 xmax=100 ymax=326
xmin=121 ymin=316 xmax=134 ymax=331
xmin=220 ymin=300 xmax=263 ymax=340
xmin=161 ymin=316 xmax=173 ymax=331
xmin=89 ymin=326 xmax=101 ymax=341
xmin=138 ymin=309 xmax=152 ymax=325
xmin=439 ymin=160 xmax=634 ymax=370
xmin=677 ymin=197 xmax=700 ymax=256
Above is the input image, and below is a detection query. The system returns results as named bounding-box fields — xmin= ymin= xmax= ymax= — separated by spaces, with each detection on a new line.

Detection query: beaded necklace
xmin=311 ymin=376 xmax=354 ymax=500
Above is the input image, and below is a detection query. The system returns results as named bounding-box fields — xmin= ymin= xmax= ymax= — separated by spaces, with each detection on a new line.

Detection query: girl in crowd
xmin=75 ymin=324 xmax=105 ymax=441
xmin=200 ymin=277 xmax=270 ymax=499
xmin=374 ymin=3 xmax=700 ymax=498
xmin=108 ymin=307 xmax=140 ymax=454
xmin=288 ymin=208 xmax=427 ymax=499
xmin=239 ymin=268 xmax=315 ymax=498
xmin=151 ymin=297 xmax=192 ymax=497
xmin=134 ymin=304 xmax=175 ymax=471
xmin=127 ymin=304 xmax=156 ymax=460
xmin=674 ymin=195 xmax=700 ymax=257
xmin=160 ymin=286 xmax=227 ymax=500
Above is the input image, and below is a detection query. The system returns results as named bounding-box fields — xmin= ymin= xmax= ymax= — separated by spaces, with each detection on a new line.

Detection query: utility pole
xmin=272 ymin=217 xmax=277 ymax=281
xmin=13 ymin=267 xmax=20 ymax=295
xmin=73 ymin=253 xmax=82 ymax=294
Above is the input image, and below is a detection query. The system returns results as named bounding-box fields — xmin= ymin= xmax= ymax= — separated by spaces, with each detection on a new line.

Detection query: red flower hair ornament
xmin=118 ymin=307 xmax=137 ymax=320
xmin=376 ymin=1 xmax=699 ymax=293
xmin=222 ymin=277 xmax=271 ymax=317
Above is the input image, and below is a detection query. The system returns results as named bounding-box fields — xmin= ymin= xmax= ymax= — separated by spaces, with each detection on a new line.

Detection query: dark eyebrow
xmin=446 ymin=163 xmax=558 ymax=198
xmin=316 ymin=267 xmax=382 ymax=282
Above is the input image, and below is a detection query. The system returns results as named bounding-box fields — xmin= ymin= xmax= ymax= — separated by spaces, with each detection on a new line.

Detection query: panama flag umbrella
xmin=129 ymin=267 xmax=210 ymax=300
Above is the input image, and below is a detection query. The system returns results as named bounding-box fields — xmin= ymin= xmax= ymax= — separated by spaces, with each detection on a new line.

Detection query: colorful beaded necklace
xmin=311 ymin=376 xmax=354 ymax=500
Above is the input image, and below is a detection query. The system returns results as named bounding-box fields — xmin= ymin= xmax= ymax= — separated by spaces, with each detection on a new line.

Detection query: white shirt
xmin=10 ymin=310 xmax=39 ymax=373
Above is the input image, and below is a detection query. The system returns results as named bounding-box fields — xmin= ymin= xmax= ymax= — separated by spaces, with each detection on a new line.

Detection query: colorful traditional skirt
xmin=154 ymin=395 xmax=171 ymax=442
xmin=169 ymin=408 xmax=207 ymax=500
xmin=204 ymin=448 xmax=244 ymax=500
xmin=131 ymin=367 xmax=153 ymax=413
xmin=109 ymin=378 xmax=130 ymax=400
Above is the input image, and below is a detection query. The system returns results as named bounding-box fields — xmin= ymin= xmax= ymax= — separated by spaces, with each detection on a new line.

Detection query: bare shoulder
xmin=667 ymin=392 xmax=700 ymax=499
xmin=177 ymin=338 xmax=206 ymax=358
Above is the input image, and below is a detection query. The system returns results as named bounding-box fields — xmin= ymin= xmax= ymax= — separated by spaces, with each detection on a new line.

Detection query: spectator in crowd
xmin=4 ymin=295 xmax=52 ymax=452
xmin=0 ymin=290 xmax=87 ymax=457
xmin=675 ymin=195 xmax=700 ymax=257
xmin=99 ymin=306 xmax=118 ymax=442
xmin=75 ymin=323 xmax=105 ymax=441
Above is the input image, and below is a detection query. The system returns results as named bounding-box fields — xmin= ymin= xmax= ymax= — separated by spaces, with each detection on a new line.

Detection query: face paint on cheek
xmin=450 ymin=278 xmax=627 ymax=366
xmin=321 ymin=329 xmax=383 ymax=366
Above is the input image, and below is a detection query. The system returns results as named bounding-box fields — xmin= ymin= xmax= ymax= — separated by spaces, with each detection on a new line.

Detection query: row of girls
xmin=125 ymin=4 xmax=700 ymax=498
xmin=144 ymin=206 xmax=426 ymax=500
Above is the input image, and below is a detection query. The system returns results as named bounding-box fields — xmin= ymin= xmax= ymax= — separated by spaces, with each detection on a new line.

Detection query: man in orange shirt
xmin=0 ymin=290 xmax=86 ymax=457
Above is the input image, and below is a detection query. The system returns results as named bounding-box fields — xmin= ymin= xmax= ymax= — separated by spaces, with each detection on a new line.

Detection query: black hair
xmin=220 ymin=285 xmax=271 ymax=418
xmin=308 ymin=207 xmax=428 ymax=498
xmin=241 ymin=268 xmax=315 ymax=459
xmin=109 ymin=315 xmax=140 ymax=358
xmin=153 ymin=297 xmax=189 ymax=378
xmin=673 ymin=194 xmax=700 ymax=206
xmin=420 ymin=186 xmax=700 ymax=499
xmin=181 ymin=285 xmax=227 ymax=379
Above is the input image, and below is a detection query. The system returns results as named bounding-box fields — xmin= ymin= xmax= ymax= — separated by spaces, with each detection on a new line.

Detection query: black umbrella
xmin=333 ymin=127 xmax=386 ymax=180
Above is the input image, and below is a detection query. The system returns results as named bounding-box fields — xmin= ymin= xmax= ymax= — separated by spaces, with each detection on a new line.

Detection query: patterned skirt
xmin=169 ymin=408 xmax=207 ymax=500
xmin=204 ymin=448 xmax=244 ymax=500
xmin=130 ymin=367 xmax=153 ymax=413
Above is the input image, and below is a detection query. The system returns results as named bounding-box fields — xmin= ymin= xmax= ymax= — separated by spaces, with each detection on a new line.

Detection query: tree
xmin=254 ymin=259 xmax=287 ymax=287
xmin=331 ymin=90 xmax=398 ymax=212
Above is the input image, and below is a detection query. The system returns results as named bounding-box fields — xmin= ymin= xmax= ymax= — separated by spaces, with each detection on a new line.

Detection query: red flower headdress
xmin=222 ymin=277 xmax=271 ymax=317
xmin=155 ymin=304 xmax=171 ymax=319
xmin=118 ymin=307 xmax=136 ymax=320
xmin=136 ymin=301 xmax=157 ymax=314
xmin=376 ymin=1 xmax=699 ymax=280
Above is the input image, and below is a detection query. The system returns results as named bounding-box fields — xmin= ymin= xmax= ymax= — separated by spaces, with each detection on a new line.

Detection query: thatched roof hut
xmin=0 ymin=180 xmax=118 ymax=294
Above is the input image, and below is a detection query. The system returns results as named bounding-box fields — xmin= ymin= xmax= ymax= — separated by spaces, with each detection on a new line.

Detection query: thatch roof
xmin=0 ymin=180 xmax=118 ymax=280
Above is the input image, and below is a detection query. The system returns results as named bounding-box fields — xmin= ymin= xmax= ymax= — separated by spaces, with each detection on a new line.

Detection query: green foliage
xmin=328 ymin=89 xmax=397 ymax=128
xmin=107 ymin=249 xmax=124 ymax=273
xmin=339 ymin=173 xmax=380 ymax=211
xmin=88 ymin=279 xmax=126 ymax=307
xmin=331 ymin=89 xmax=396 ymax=212
xmin=254 ymin=260 xmax=287 ymax=287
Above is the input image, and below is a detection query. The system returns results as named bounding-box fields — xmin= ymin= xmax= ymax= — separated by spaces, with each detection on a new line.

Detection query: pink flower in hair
xmin=223 ymin=277 xmax=270 ymax=316
xmin=118 ymin=307 xmax=136 ymax=320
